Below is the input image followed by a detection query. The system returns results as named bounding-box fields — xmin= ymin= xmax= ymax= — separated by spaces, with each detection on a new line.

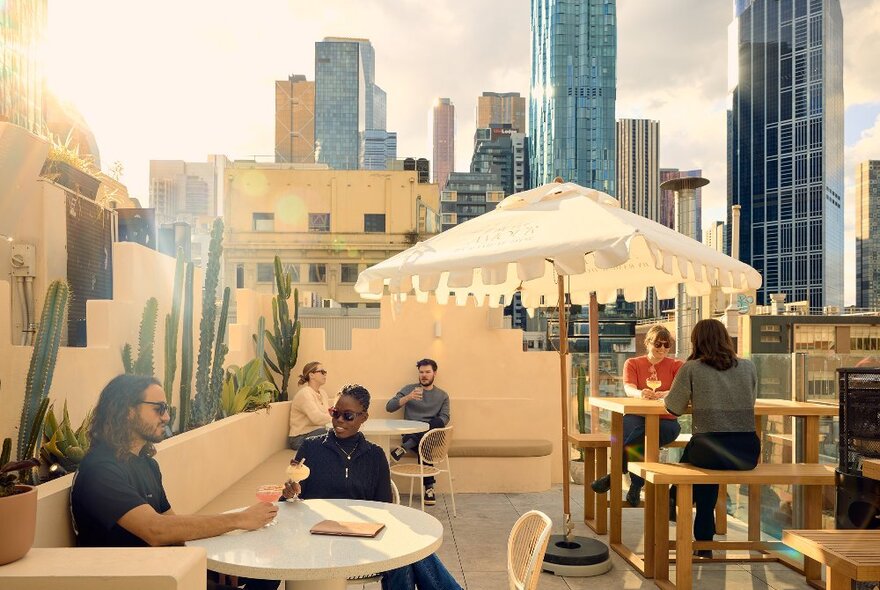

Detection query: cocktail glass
xmin=255 ymin=484 xmax=284 ymax=526
xmin=646 ymin=377 xmax=662 ymax=398
xmin=286 ymin=459 xmax=311 ymax=502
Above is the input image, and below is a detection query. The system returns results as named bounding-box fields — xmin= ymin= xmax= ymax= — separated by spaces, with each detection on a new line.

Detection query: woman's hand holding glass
xmin=282 ymin=480 xmax=301 ymax=500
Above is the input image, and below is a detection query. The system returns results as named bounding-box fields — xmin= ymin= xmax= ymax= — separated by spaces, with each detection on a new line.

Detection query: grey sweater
xmin=385 ymin=384 xmax=450 ymax=425
xmin=664 ymin=358 xmax=757 ymax=434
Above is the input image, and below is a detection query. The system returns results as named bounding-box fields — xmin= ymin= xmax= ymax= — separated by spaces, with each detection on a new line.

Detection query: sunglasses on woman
xmin=652 ymin=341 xmax=671 ymax=349
xmin=311 ymin=369 xmax=328 ymax=375
xmin=329 ymin=408 xmax=365 ymax=421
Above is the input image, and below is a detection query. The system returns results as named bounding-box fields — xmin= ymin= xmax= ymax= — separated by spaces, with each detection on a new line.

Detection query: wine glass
xmin=645 ymin=377 xmax=662 ymax=399
xmin=255 ymin=484 xmax=284 ymax=526
xmin=285 ymin=459 xmax=311 ymax=502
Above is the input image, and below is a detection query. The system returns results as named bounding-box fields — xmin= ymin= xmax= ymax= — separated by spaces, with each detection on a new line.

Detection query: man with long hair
xmin=71 ymin=374 xmax=279 ymax=590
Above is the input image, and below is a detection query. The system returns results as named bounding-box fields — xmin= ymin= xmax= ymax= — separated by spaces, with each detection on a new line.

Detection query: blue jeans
xmin=622 ymin=415 xmax=681 ymax=488
xmin=382 ymin=553 xmax=462 ymax=590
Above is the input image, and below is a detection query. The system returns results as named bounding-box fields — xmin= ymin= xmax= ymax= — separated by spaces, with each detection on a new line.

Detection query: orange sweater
xmin=623 ymin=356 xmax=683 ymax=420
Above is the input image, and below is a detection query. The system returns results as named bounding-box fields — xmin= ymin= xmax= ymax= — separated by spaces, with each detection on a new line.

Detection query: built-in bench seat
xmin=197 ymin=449 xmax=295 ymax=515
xmin=0 ymin=547 xmax=206 ymax=590
xmin=629 ymin=461 xmax=836 ymax=590
xmin=448 ymin=438 xmax=552 ymax=458
xmin=391 ymin=437 xmax=555 ymax=494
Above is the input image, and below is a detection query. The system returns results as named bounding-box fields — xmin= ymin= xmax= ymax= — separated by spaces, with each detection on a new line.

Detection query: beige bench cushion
xmin=449 ymin=439 xmax=552 ymax=458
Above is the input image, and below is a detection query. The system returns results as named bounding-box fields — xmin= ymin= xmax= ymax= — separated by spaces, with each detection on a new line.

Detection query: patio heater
xmin=659 ymin=175 xmax=709 ymax=358
xmin=836 ymin=368 xmax=880 ymax=530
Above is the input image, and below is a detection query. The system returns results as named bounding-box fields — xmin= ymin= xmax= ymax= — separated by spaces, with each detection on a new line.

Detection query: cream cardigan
xmin=289 ymin=385 xmax=335 ymax=437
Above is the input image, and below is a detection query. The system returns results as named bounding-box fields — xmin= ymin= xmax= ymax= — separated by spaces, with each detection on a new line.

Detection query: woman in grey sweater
xmin=664 ymin=319 xmax=761 ymax=553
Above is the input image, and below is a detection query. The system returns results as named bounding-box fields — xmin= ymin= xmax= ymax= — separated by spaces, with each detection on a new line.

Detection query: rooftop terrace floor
xmin=408 ymin=484 xmax=816 ymax=590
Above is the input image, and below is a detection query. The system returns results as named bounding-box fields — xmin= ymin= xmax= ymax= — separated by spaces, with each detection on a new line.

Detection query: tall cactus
xmin=177 ymin=262 xmax=194 ymax=434
xmin=264 ymin=256 xmax=300 ymax=401
xmin=18 ymin=280 xmax=69 ymax=461
xmin=191 ymin=218 xmax=227 ymax=428
xmin=16 ymin=280 xmax=69 ymax=484
xmin=207 ymin=287 xmax=231 ymax=421
xmin=122 ymin=297 xmax=158 ymax=376
xmin=163 ymin=250 xmax=185 ymax=405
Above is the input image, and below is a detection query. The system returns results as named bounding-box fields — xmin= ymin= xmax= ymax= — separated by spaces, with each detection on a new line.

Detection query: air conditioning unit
xmin=824 ymin=305 xmax=841 ymax=315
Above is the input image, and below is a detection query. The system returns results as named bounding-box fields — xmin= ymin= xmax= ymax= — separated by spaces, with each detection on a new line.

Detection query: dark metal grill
xmin=838 ymin=368 xmax=880 ymax=476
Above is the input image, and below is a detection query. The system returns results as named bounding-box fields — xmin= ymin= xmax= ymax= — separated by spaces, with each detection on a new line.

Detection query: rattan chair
xmin=507 ymin=510 xmax=553 ymax=590
xmin=389 ymin=426 xmax=456 ymax=516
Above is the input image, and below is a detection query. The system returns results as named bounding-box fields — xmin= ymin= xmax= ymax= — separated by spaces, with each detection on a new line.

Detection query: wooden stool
xmin=569 ymin=433 xmax=610 ymax=534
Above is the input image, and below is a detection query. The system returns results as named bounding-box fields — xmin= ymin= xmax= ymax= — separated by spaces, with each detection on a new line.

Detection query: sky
xmin=46 ymin=0 xmax=880 ymax=305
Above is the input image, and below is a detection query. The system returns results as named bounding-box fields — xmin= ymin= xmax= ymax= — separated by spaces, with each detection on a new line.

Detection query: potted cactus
xmin=0 ymin=279 xmax=69 ymax=565
xmin=0 ymin=439 xmax=41 ymax=565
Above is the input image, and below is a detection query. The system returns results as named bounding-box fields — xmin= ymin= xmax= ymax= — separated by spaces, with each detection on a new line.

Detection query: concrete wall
xmin=228 ymin=290 xmax=565 ymax=483
xmin=0 ymin=242 xmax=204 ymax=443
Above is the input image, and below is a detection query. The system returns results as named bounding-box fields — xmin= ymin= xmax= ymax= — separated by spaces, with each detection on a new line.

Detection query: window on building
xmin=253 ymin=213 xmax=275 ymax=232
xmin=236 ymin=264 xmax=245 ymax=289
xmin=284 ymin=264 xmax=301 ymax=283
xmin=364 ymin=214 xmax=386 ymax=233
xmin=308 ymin=263 xmax=326 ymax=283
xmin=257 ymin=263 xmax=274 ymax=283
xmin=340 ymin=263 xmax=359 ymax=283
xmin=308 ymin=213 xmax=330 ymax=232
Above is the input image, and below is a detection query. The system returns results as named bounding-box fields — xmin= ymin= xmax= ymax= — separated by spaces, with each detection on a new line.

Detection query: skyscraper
xmin=856 ymin=160 xmax=880 ymax=309
xmin=0 ymin=0 xmax=47 ymax=135
xmin=704 ymin=220 xmax=727 ymax=253
xmin=314 ymin=37 xmax=389 ymax=170
xmin=616 ymin=119 xmax=659 ymax=221
xmin=364 ymin=130 xmax=397 ymax=170
xmin=477 ymin=92 xmax=526 ymax=132
xmin=470 ymin=124 xmax=529 ymax=196
xmin=275 ymin=75 xmax=315 ymax=164
xmin=432 ymin=98 xmax=454 ymax=189
xmin=727 ymin=0 xmax=844 ymax=308
xmin=529 ymin=0 xmax=617 ymax=193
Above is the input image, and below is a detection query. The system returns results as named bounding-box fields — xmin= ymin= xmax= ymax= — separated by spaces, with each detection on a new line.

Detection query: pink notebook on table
xmin=309 ymin=520 xmax=386 ymax=538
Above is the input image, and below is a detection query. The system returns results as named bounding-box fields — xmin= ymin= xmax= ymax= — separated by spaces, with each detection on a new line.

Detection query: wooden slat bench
xmin=567 ymin=432 xmax=714 ymax=535
xmin=629 ymin=461 xmax=836 ymax=590
xmin=783 ymin=529 xmax=880 ymax=590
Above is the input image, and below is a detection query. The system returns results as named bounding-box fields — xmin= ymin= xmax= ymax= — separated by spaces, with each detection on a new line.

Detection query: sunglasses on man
xmin=140 ymin=401 xmax=170 ymax=415
xmin=329 ymin=408 xmax=365 ymax=422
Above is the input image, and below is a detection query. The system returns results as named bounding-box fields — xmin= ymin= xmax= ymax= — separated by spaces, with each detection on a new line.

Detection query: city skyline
xmin=44 ymin=0 xmax=880 ymax=304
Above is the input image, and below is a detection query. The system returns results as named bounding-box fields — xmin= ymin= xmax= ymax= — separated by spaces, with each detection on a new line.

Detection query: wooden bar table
xmin=863 ymin=459 xmax=880 ymax=480
xmin=589 ymin=397 xmax=837 ymax=578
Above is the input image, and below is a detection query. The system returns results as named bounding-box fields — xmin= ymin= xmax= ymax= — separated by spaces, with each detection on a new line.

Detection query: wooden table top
xmin=863 ymin=459 xmax=880 ymax=481
xmin=783 ymin=529 xmax=880 ymax=580
xmin=589 ymin=397 xmax=837 ymax=417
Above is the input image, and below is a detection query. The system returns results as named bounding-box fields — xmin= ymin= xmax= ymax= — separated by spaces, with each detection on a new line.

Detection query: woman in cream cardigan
xmin=288 ymin=361 xmax=335 ymax=449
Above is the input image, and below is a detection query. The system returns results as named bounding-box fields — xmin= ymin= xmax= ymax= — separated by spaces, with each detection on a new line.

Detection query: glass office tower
xmin=0 ymin=0 xmax=47 ymax=135
xmin=315 ymin=38 xmax=367 ymax=170
xmin=529 ymin=0 xmax=616 ymax=194
xmin=727 ymin=0 xmax=844 ymax=308
xmin=856 ymin=161 xmax=880 ymax=309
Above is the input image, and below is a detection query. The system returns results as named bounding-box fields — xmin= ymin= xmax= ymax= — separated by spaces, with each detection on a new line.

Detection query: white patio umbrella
xmin=355 ymin=180 xmax=761 ymax=544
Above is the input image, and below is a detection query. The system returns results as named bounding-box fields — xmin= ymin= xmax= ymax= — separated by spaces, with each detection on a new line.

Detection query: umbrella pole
xmin=557 ymin=274 xmax=573 ymax=540
xmin=589 ymin=292 xmax=600 ymax=433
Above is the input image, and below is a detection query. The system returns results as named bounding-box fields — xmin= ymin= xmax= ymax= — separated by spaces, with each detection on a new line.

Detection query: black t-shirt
xmin=70 ymin=442 xmax=171 ymax=547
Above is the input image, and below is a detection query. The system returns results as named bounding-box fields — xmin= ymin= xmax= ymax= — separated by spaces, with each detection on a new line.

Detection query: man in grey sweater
xmin=386 ymin=358 xmax=450 ymax=505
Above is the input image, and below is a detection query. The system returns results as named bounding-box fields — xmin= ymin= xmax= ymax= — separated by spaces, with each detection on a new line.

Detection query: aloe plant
xmin=264 ymin=256 xmax=301 ymax=401
xmin=40 ymin=401 xmax=91 ymax=474
xmin=177 ymin=262 xmax=194 ymax=433
xmin=191 ymin=219 xmax=228 ymax=428
xmin=222 ymin=316 xmax=274 ymax=416
xmin=16 ymin=280 xmax=69 ymax=484
xmin=122 ymin=297 xmax=158 ymax=377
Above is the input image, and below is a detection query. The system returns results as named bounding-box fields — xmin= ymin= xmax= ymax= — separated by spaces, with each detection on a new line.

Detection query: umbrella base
xmin=542 ymin=535 xmax=612 ymax=577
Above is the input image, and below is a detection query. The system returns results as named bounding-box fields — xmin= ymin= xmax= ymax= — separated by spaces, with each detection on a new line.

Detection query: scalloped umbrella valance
xmin=355 ymin=180 xmax=762 ymax=540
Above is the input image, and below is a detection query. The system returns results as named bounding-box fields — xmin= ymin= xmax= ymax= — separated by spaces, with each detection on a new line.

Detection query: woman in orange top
xmin=591 ymin=325 xmax=684 ymax=506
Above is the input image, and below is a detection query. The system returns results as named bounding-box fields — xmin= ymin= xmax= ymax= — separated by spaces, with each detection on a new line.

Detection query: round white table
xmin=361 ymin=419 xmax=428 ymax=459
xmin=187 ymin=499 xmax=443 ymax=590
